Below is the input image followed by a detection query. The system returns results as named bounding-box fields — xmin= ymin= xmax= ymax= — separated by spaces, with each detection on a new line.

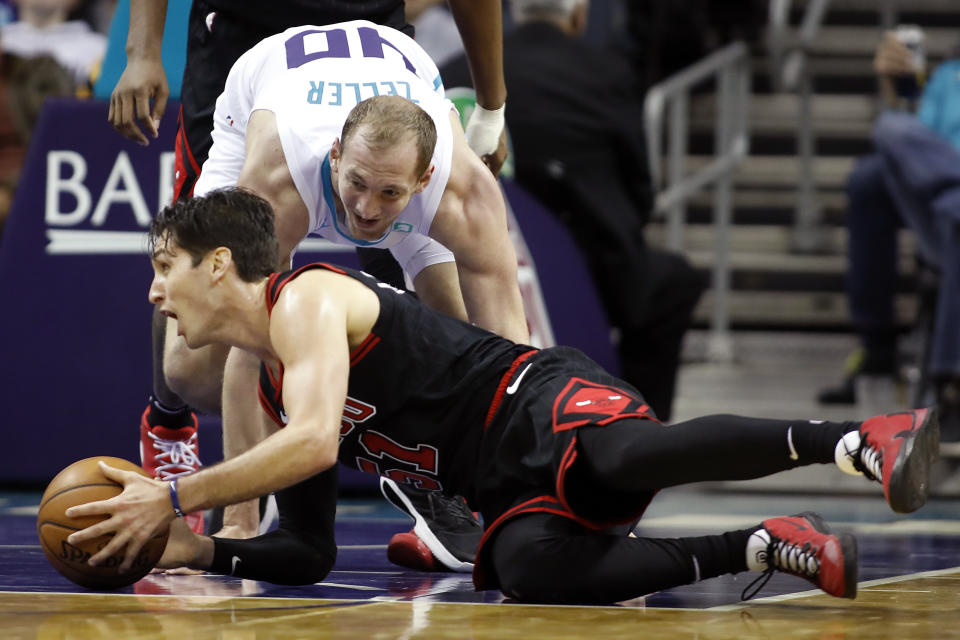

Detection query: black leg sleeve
xmin=490 ymin=513 xmax=751 ymax=604
xmin=210 ymin=467 xmax=338 ymax=585
xmin=577 ymin=414 xmax=852 ymax=493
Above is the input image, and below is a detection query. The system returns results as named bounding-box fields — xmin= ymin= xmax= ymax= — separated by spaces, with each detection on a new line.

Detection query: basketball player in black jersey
xmin=108 ymin=0 xmax=508 ymax=571
xmin=68 ymin=189 xmax=941 ymax=603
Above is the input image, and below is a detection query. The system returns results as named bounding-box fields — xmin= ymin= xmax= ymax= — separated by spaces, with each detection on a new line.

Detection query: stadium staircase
xmin=647 ymin=0 xmax=959 ymax=334
xmin=648 ymin=0 xmax=960 ymax=498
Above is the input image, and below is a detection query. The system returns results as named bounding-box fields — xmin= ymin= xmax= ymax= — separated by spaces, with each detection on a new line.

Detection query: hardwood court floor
xmin=2 ymin=487 xmax=959 ymax=640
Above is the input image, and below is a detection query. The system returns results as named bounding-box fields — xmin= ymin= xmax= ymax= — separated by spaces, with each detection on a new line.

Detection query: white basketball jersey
xmin=202 ymin=21 xmax=455 ymax=252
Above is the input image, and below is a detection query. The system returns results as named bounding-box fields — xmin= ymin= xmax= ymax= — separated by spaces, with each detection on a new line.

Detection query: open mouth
xmin=352 ymin=214 xmax=379 ymax=230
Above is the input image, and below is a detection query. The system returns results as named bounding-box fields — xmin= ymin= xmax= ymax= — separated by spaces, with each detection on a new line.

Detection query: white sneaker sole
xmin=379 ymin=477 xmax=474 ymax=573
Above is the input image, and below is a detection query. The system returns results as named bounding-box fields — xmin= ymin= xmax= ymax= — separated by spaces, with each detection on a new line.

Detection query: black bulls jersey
xmin=257 ymin=263 xmax=534 ymax=499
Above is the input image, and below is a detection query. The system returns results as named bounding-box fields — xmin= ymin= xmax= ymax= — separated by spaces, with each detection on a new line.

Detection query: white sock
xmin=745 ymin=528 xmax=771 ymax=572
xmin=834 ymin=430 xmax=863 ymax=476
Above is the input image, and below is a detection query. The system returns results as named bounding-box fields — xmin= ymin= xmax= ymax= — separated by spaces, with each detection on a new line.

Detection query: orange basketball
xmin=37 ymin=456 xmax=169 ymax=589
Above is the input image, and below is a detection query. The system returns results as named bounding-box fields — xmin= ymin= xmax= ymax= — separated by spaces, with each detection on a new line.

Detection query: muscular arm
xmin=238 ymin=110 xmax=311 ymax=264
xmin=430 ymin=113 xmax=529 ymax=344
xmin=217 ymin=109 xmax=310 ymax=536
xmin=411 ymin=261 xmax=468 ymax=321
xmin=66 ymin=274 xmax=364 ymax=570
xmin=179 ymin=272 xmax=363 ymax=511
xmin=109 ymin=0 xmax=169 ymax=145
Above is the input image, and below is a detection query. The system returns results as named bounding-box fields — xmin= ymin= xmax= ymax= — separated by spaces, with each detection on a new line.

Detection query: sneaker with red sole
xmin=856 ymin=408 xmax=940 ymax=513
xmin=743 ymin=512 xmax=858 ymax=600
xmin=139 ymin=405 xmax=205 ymax=534
xmin=380 ymin=477 xmax=481 ymax=573
xmin=387 ymin=531 xmax=438 ymax=572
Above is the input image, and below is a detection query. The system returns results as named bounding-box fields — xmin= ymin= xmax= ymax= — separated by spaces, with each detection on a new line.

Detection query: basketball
xmin=37 ymin=456 xmax=169 ymax=589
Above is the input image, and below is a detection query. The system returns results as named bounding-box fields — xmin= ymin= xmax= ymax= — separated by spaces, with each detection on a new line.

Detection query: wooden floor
xmin=2 ymin=573 xmax=960 ymax=640
xmin=3 ymin=484 xmax=960 ymax=639
xmin=3 ymin=330 xmax=958 ymax=639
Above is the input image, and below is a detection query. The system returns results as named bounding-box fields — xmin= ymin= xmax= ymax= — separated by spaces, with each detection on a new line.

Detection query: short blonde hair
xmin=340 ymin=95 xmax=437 ymax=178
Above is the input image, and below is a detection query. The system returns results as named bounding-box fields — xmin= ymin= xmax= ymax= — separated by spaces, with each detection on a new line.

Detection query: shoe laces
xmin=853 ymin=441 xmax=883 ymax=483
xmin=741 ymin=537 xmax=820 ymax=600
xmin=429 ymin=492 xmax=479 ymax=528
xmin=148 ymin=430 xmax=201 ymax=480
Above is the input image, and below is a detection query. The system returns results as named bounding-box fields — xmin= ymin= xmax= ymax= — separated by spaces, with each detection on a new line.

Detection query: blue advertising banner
xmin=0 ymin=98 xmax=613 ymax=486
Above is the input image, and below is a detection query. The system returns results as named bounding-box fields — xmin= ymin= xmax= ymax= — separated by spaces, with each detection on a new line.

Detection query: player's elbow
xmin=293 ymin=428 xmax=340 ymax=476
xmin=275 ymin=535 xmax=338 ymax=586
xmin=291 ymin=541 xmax=338 ymax=585
xmin=312 ymin=448 xmax=339 ymax=475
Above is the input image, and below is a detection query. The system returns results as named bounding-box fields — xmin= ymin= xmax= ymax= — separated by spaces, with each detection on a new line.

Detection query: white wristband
xmin=465 ymin=103 xmax=505 ymax=157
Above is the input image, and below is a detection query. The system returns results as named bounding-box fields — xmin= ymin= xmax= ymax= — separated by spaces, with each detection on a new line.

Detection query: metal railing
xmin=644 ymin=41 xmax=751 ymax=362
xmin=767 ymin=0 xmax=833 ymax=253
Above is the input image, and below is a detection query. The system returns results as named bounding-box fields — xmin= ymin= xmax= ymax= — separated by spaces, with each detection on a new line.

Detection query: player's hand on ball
xmin=65 ymin=461 xmax=174 ymax=572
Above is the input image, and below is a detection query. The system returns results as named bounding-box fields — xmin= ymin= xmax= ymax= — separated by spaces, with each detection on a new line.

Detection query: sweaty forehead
xmin=151 ymin=232 xmax=180 ymax=260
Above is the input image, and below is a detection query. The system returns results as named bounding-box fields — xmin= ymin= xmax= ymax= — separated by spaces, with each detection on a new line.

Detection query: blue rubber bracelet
xmin=168 ymin=479 xmax=185 ymax=517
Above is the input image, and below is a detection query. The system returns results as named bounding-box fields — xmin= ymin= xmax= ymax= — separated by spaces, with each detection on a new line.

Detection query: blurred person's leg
xmin=618 ymin=248 xmax=705 ymax=422
xmin=873 ymin=111 xmax=960 ymax=266
xmin=874 ymin=111 xmax=960 ymax=439
xmin=846 ymin=154 xmax=902 ymax=375
xmin=929 ymin=190 xmax=960 ymax=443
xmin=820 ymin=153 xmax=902 ymax=406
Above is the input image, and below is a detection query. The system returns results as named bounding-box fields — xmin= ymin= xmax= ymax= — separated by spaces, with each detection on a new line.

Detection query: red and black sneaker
xmin=386 ymin=531 xmax=439 ymax=572
xmin=858 ymin=408 xmax=940 ymax=513
xmin=139 ymin=405 xmax=205 ymax=534
xmin=744 ymin=512 xmax=858 ymax=600
xmin=380 ymin=477 xmax=480 ymax=573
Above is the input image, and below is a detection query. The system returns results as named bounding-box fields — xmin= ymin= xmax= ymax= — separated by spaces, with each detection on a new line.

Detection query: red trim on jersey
xmin=555 ymin=438 xmax=579 ymax=516
xmin=265 ymin=263 xmax=349 ymax=313
xmin=267 ymin=363 xmax=284 ymax=398
xmin=257 ymin=363 xmax=286 ymax=427
xmin=180 ymin=117 xmax=201 ymax=178
xmin=349 ymin=334 xmax=381 ymax=366
xmin=172 ymin=107 xmax=202 ymax=200
xmin=482 ymin=349 xmax=538 ymax=431
xmin=258 ymin=386 xmax=284 ymax=428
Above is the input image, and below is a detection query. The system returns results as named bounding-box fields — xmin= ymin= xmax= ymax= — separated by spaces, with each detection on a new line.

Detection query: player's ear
xmin=330 ymin=138 xmax=342 ymax=166
xmin=414 ymin=164 xmax=434 ymax=194
xmin=209 ymin=246 xmax=233 ymax=281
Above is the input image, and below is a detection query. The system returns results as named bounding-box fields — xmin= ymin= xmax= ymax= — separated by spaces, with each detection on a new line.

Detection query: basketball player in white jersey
xmin=161 ymin=21 xmax=529 ymax=568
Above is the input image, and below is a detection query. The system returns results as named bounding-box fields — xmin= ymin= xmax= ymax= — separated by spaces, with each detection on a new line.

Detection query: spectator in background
xmin=0 ymin=0 xmax=101 ymax=236
xmin=818 ymin=31 xmax=960 ymax=446
xmin=441 ymin=0 xmax=704 ymax=421
xmin=0 ymin=0 xmax=106 ymax=88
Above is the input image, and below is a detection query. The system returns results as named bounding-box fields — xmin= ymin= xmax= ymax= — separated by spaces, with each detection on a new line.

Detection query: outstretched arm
xmin=109 ymin=0 xmax=170 ymax=145
xmin=66 ymin=273 xmax=357 ymax=571
xmin=445 ymin=0 xmax=508 ymax=175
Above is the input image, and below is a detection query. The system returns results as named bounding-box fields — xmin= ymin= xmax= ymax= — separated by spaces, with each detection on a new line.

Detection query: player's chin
xmin=181 ymin=333 xmax=208 ymax=350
